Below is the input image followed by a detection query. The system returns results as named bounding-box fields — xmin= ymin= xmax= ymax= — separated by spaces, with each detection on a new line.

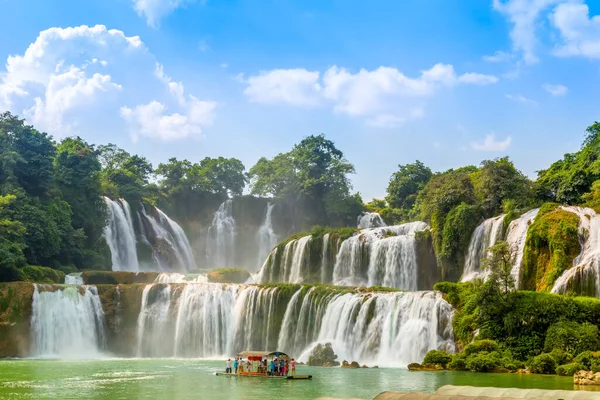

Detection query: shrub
xmin=544 ymin=321 xmax=600 ymax=355
xmin=21 ymin=265 xmax=65 ymax=283
xmin=464 ymin=340 xmax=499 ymax=356
xmin=529 ymin=353 xmax=557 ymax=374
xmin=448 ymin=354 xmax=467 ymax=371
xmin=466 ymin=352 xmax=501 ymax=372
xmin=423 ymin=350 xmax=453 ymax=368
xmin=548 ymin=349 xmax=573 ymax=366
xmin=0 ymin=266 xmax=25 ymax=282
xmin=556 ymin=363 xmax=584 ymax=376
xmin=207 ymin=268 xmax=251 ymax=284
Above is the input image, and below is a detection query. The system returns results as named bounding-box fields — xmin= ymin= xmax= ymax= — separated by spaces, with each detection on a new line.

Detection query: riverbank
xmin=0 ymin=359 xmax=593 ymax=400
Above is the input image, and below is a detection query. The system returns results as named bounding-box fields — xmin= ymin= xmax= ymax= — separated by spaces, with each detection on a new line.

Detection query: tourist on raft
xmin=225 ymin=359 xmax=232 ymax=374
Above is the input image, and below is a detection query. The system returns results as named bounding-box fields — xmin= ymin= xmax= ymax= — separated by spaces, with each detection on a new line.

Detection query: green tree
xmin=471 ymin=157 xmax=532 ymax=215
xmin=386 ymin=160 xmax=432 ymax=211
xmin=98 ymin=144 xmax=153 ymax=204
xmin=0 ymin=194 xmax=26 ymax=277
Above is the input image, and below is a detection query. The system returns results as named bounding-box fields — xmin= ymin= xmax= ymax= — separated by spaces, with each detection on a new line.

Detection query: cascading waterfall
xmin=461 ymin=215 xmax=505 ymax=282
xmin=321 ymin=233 xmax=330 ymax=284
xmin=31 ymin=285 xmax=106 ymax=358
xmin=207 ymin=200 xmax=236 ymax=268
xmin=333 ymin=222 xmax=429 ymax=289
xmin=256 ymin=202 xmax=278 ymax=270
xmin=65 ymin=273 xmax=84 ymax=285
xmin=358 ymin=212 xmax=387 ymax=229
xmin=138 ymin=206 xmax=197 ymax=272
xmin=507 ymin=208 xmax=540 ymax=287
xmin=132 ymin=283 xmax=454 ymax=366
xmin=552 ymin=207 xmax=600 ymax=296
xmin=103 ymin=197 xmax=140 ymax=272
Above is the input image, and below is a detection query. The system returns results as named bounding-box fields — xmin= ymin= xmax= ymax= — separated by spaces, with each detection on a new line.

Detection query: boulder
xmin=341 ymin=360 xmax=360 ymax=369
xmin=307 ymin=343 xmax=340 ymax=367
xmin=574 ymin=370 xmax=600 ymax=385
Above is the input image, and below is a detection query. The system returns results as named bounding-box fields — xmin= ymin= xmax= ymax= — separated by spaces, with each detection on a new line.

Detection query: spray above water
xmin=357 ymin=212 xmax=387 ymax=229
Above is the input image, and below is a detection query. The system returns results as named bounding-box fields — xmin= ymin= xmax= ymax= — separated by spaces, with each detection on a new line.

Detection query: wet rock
xmin=407 ymin=363 xmax=444 ymax=371
xmin=341 ymin=360 xmax=360 ymax=369
xmin=574 ymin=370 xmax=600 ymax=385
xmin=308 ymin=343 xmax=339 ymax=367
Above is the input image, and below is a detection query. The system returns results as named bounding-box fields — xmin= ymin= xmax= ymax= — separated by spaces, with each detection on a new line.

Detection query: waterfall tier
xmin=256 ymin=202 xmax=278 ymax=270
xmin=461 ymin=215 xmax=505 ymax=282
xmin=257 ymin=222 xmax=431 ymax=290
xmin=31 ymin=285 xmax=106 ymax=358
xmin=206 ymin=200 xmax=237 ymax=268
xmin=103 ymin=197 xmax=196 ymax=273
xmin=133 ymin=283 xmax=454 ymax=366
xmin=357 ymin=212 xmax=387 ymax=229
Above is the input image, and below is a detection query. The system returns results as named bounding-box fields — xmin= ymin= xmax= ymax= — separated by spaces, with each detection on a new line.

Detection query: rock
xmin=372 ymin=365 xmax=379 ymax=369
xmin=361 ymin=365 xmax=368 ymax=368
xmin=407 ymin=363 xmax=422 ymax=371
xmin=341 ymin=360 xmax=360 ymax=369
xmin=517 ymin=368 xmax=531 ymax=374
xmin=322 ymin=361 xmax=340 ymax=367
xmin=574 ymin=370 xmax=600 ymax=385
xmin=307 ymin=343 xmax=339 ymax=367
xmin=407 ymin=363 xmax=444 ymax=371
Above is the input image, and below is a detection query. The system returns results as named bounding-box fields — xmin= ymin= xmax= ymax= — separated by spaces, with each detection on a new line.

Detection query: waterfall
xmin=103 ymin=197 xmax=139 ymax=272
xmin=207 ymin=200 xmax=236 ymax=268
xmin=461 ymin=215 xmax=505 ymax=282
xmin=257 ymin=202 xmax=278 ymax=270
xmin=552 ymin=207 xmax=600 ymax=296
xmin=131 ymin=283 xmax=454 ymax=366
xmin=138 ymin=206 xmax=197 ymax=272
xmin=507 ymin=208 xmax=539 ymax=287
xmin=31 ymin=285 xmax=106 ymax=358
xmin=321 ymin=233 xmax=330 ymax=284
xmin=65 ymin=273 xmax=83 ymax=285
xmin=333 ymin=222 xmax=429 ymax=289
xmin=358 ymin=212 xmax=387 ymax=229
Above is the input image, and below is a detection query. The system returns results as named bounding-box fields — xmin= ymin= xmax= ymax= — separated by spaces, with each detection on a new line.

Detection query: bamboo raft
xmin=216 ymin=350 xmax=312 ymax=381
xmin=215 ymin=372 xmax=312 ymax=380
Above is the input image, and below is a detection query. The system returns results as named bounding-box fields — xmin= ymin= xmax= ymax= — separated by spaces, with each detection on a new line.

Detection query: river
xmin=0 ymin=359 xmax=593 ymax=399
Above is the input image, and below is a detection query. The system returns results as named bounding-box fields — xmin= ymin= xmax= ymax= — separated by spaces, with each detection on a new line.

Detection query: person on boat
xmin=269 ymin=359 xmax=275 ymax=376
xmin=226 ymin=359 xmax=232 ymax=374
xmin=283 ymin=360 xmax=288 ymax=376
xmin=233 ymin=358 xmax=239 ymax=374
xmin=290 ymin=358 xmax=296 ymax=377
xmin=246 ymin=359 xmax=252 ymax=373
xmin=239 ymin=358 xmax=244 ymax=374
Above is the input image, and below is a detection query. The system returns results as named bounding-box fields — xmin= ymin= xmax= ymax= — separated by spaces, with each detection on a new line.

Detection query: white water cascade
xmin=207 ymin=200 xmax=237 ymax=268
xmin=461 ymin=215 xmax=505 ymax=282
xmin=103 ymin=197 xmax=139 ymax=272
xmin=138 ymin=206 xmax=197 ymax=272
xmin=507 ymin=208 xmax=540 ymax=287
xmin=358 ymin=212 xmax=387 ymax=229
xmin=133 ymin=283 xmax=454 ymax=366
xmin=31 ymin=285 xmax=106 ymax=358
xmin=552 ymin=207 xmax=600 ymax=296
xmin=257 ymin=236 xmax=313 ymax=284
xmin=333 ymin=222 xmax=429 ymax=289
xmin=256 ymin=202 xmax=278 ymax=270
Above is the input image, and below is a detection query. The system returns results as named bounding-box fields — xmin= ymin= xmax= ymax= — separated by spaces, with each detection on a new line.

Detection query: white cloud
xmin=220 ymin=62 xmax=229 ymax=69
xmin=471 ymin=133 xmax=512 ymax=151
xmin=550 ymin=2 xmax=600 ymax=58
xmin=122 ymin=63 xmax=217 ymax=141
xmin=483 ymin=50 xmax=513 ymax=62
xmin=458 ymin=73 xmax=499 ymax=85
xmin=243 ymin=69 xmax=322 ymax=106
xmin=0 ymin=25 xmax=140 ymax=135
xmin=131 ymin=0 xmax=194 ymax=28
xmin=243 ymin=63 xmax=497 ymax=127
xmin=542 ymin=83 xmax=568 ymax=96
xmin=0 ymin=24 xmax=216 ymax=141
xmin=505 ymin=93 xmax=538 ymax=105
xmin=493 ymin=0 xmax=561 ymax=64
xmin=198 ymin=39 xmax=210 ymax=52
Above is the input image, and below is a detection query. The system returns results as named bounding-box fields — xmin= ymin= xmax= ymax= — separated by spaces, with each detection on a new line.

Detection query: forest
xmin=1 ymin=109 xmax=600 ymax=283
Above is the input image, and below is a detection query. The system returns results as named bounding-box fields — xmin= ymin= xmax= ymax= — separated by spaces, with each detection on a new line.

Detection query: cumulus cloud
xmin=550 ymin=1 xmax=600 ymax=58
xmin=131 ymin=0 xmax=195 ymax=28
xmin=242 ymin=63 xmax=497 ymax=127
xmin=0 ymin=24 xmax=216 ymax=141
xmin=505 ymin=93 xmax=538 ymax=105
xmin=542 ymin=83 xmax=568 ymax=96
xmin=122 ymin=63 xmax=216 ymax=141
xmin=483 ymin=50 xmax=514 ymax=62
xmin=471 ymin=133 xmax=512 ymax=151
xmin=0 ymin=25 xmax=140 ymax=135
xmin=493 ymin=0 xmax=561 ymax=64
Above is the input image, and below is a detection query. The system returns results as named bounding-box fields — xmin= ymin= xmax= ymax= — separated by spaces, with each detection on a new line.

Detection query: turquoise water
xmin=0 ymin=359 xmax=593 ymax=400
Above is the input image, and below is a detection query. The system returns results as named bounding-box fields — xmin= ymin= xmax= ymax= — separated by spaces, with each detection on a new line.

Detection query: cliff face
xmin=0 ymin=283 xmax=34 ymax=357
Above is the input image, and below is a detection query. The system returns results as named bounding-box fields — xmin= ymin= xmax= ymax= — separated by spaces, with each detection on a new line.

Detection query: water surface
xmin=0 ymin=359 xmax=592 ymax=400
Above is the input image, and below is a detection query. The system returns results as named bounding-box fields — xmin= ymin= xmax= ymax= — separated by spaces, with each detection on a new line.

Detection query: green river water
xmin=0 ymin=359 xmax=596 ymax=400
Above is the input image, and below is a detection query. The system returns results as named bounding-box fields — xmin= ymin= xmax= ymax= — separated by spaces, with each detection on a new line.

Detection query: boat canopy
xmin=237 ymin=351 xmax=290 ymax=360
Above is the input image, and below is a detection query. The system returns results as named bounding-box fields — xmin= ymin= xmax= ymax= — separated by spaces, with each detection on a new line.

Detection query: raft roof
xmin=237 ymin=351 xmax=289 ymax=358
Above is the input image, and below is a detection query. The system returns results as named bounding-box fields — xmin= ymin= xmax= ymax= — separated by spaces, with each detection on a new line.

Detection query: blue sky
xmin=1 ymin=0 xmax=599 ymax=200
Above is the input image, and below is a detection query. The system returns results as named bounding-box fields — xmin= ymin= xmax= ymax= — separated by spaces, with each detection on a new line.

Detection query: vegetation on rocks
xmin=207 ymin=268 xmax=251 ymax=283
xmin=307 ymin=343 xmax=340 ymax=367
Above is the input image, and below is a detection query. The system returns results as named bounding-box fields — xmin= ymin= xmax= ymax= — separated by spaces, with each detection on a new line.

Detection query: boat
xmin=215 ymin=350 xmax=312 ymax=380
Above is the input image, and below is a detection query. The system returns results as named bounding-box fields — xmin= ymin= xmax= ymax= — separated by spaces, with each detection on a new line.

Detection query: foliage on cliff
xmin=207 ymin=268 xmax=251 ymax=283
xmin=521 ymin=203 xmax=580 ymax=291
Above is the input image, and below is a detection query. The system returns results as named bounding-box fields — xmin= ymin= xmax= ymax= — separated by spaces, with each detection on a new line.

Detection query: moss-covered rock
xmin=522 ymin=204 xmax=580 ymax=292
xmin=81 ymin=271 xmax=160 ymax=285
xmin=0 ymin=282 xmax=34 ymax=357
xmin=207 ymin=268 xmax=251 ymax=283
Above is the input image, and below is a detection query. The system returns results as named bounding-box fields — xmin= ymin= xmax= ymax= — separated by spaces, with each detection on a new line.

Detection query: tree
xmin=98 ymin=144 xmax=153 ymax=204
xmin=386 ymin=160 xmax=432 ymax=211
xmin=54 ymin=137 xmax=106 ymax=246
xmin=0 ymin=194 xmax=26 ymax=273
xmin=471 ymin=157 xmax=532 ymax=215
xmin=482 ymin=241 xmax=516 ymax=299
